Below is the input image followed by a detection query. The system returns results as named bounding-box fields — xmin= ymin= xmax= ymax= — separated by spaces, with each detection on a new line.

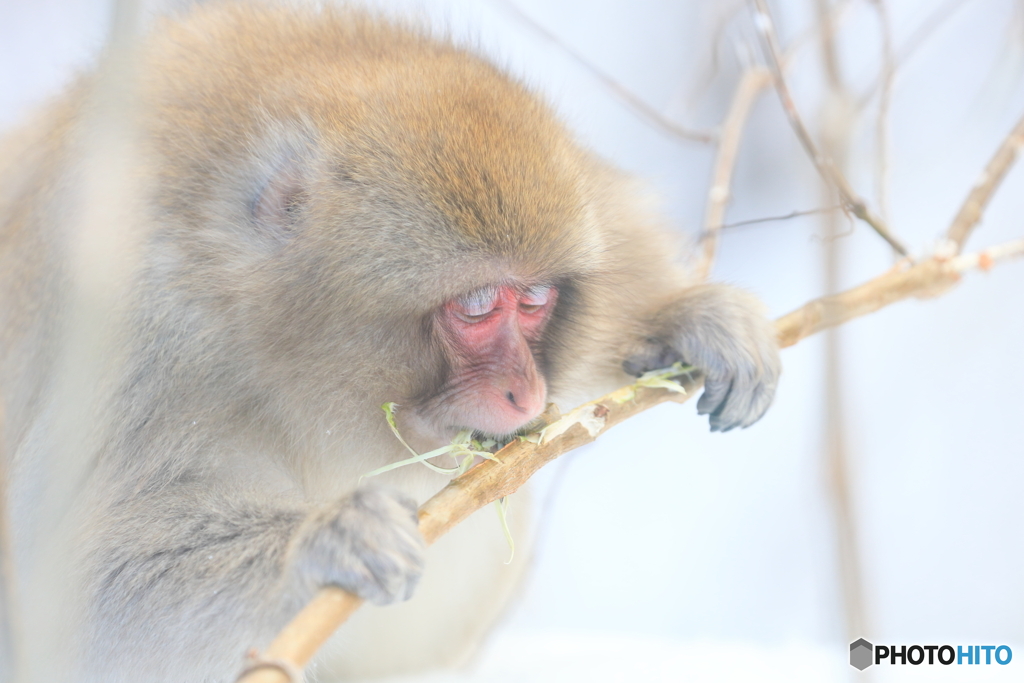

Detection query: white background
xmin=3 ymin=1 xmax=1023 ymax=681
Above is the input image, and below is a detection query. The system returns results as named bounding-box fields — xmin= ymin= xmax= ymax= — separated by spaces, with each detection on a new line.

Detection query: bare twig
xmin=697 ymin=66 xmax=772 ymax=279
xmin=491 ymin=0 xmax=717 ymax=144
xmin=780 ymin=0 xmax=857 ymax=73
xmin=711 ymin=205 xmax=843 ymax=232
xmin=235 ymin=234 xmax=1023 ymax=683
xmin=696 ymin=2 xmax=856 ymax=277
xmin=813 ymin=0 xmax=867 ymax=644
xmin=871 ymin=0 xmax=896 ymax=222
xmin=896 ymin=0 xmax=977 ymax=65
xmin=814 ymin=0 xmax=845 ymax=91
xmin=858 ymin=0 xmax=977 ymax=109
xmin=670 ymin=0 xmax=747 ymax=118
xmin=775 ymin=237 xmax=1024 ymax=346
xmin=677 ymin=0 xmax=855 ymax=121
xmin=750 ymin=0 xmax=910 ymax=257
xmin=947 ymin=237 xmax=1024 ymax=270
xmin=945 ymin=112 xmax=1024 ymax=252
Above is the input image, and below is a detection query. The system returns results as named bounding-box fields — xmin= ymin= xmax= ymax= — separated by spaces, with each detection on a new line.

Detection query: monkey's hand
xmin=292 ymin=486 xmax=426 ymax=606
xmin=623 ymin=284 xmax=780 ymax=432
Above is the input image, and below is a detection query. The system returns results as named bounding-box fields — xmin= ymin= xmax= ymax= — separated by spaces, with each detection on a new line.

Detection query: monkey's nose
xmin=500 ymin=377 xmax=545 ymax=418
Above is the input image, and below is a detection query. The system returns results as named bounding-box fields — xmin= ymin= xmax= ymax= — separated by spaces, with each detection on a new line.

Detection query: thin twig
xmin=780 ymin=0 xmax=857 ymax=73
xmin=896 ymin=0 xmax=977 ymax=65
xmin=814 ymin=0 xmax=845 ymax=91
xmin=945 ymin=112 xmax=1024 ymax=252
xmin=871 ymin=0 xmax=896 ymax=222
xmin=677 ymin=0 xmax=855 ymax=120
xmin=858 ymin=0 xmax=977 ymax=109
xmin=670 ymin=0 xmax=747 ymax=118
xmin=235 ymin=235 xmax=1023 ymax=683
xmin=697 ymin=66 xmax=772 ymax=279
xmin=711 ymin=205 xmax=843 ymax=232
xmin=750 ymin=0 xmax=910 ymax=257
xmin=696 ymin=2 xmax=856 ymax=277
xmin=491 ymin=0 xmax=717 ymax=144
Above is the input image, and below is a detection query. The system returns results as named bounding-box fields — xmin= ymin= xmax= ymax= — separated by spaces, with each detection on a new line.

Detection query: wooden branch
xmin=697 ymin=67 xmax=772 ymax=280
xmin=945 ymin=112 xmax=1024 ymax=252
xmin=237 ymin=386 xmax=691 ymax=683
xmin=775 ymin=237 xmax=1024 ymax=347
xmin=750 ymin=0 xmax=909 ymax=257
xmin=236 ymin=235 xmax=1024 ymax=683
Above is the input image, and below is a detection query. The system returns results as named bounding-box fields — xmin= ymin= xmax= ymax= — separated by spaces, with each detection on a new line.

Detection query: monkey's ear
xmin=253 ymin=155 xmax=307 ymax=234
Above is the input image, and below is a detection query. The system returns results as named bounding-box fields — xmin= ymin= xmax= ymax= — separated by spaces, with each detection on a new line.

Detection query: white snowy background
xmin=3 ymin=1 xmax=1023 ymax=681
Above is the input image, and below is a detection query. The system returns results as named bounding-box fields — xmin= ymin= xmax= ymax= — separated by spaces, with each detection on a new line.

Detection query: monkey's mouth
xmin=465 ymin=410 xmax=557 ymax=469
xmin=449 ymin=410 xmax=553 ymax=448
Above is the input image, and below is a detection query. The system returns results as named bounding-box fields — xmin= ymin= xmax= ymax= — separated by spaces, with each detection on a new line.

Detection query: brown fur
xmin=0 ymin=4 xmax=779 ymax=682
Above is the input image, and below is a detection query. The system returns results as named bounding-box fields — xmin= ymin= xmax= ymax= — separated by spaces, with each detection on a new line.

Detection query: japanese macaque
xmin=0 ymin=3 xmax=780 ymax=682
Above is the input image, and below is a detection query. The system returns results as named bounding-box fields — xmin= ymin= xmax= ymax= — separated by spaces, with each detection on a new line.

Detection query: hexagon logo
xmin=850 ymin=638 xmax=873 ymax=670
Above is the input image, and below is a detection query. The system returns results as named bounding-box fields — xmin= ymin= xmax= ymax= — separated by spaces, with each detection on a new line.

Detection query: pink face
xmin=434 ymin=282 xmax=559 ymax=436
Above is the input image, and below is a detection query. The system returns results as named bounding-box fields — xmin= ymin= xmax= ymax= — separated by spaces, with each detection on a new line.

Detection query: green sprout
xmin=361 ymin=403 xmax=500 ymax=479
xmin=363 ymin=403 xmax=515 ymax=557
xmin=615 ymin=361 xmax=694 ymax=403
xmin=494 ymin=496 xmax=514 ymax=564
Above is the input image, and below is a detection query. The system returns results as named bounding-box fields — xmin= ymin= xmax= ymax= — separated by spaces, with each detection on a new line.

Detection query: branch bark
xmin=236 ymin=235 xmax=1024 ymax=683
xmin=945 ymin=112 xmax=1024 ymax=252
xmin=697 ymin=67 xmax=772 ymax=280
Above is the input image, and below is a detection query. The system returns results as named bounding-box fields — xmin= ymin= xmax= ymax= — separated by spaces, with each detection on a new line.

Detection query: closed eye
xmin=520 ymin=285 xmax=552 ymax=313
xmin=454 ymin=286 xmax=499 ymax=322
xmin=458 ymin=311 xmax=493 ymax=323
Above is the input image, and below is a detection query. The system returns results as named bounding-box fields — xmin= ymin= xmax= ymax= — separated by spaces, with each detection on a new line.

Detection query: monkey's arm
xmin=623 ymin=283 xmax=780 ymax=431
xmin=87 ymin=484 xmax=423 ymax=676
xmin=577 ymin=167 xmax=774 ymax=430
xmin=585 ymin=173 xmax=780 ymax=431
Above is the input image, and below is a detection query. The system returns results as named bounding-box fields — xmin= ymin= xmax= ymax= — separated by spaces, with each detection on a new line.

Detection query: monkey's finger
xmin=346 ymin=518 xmax=425 ymax=605
xmin=711 ymin=382 xmax=758 ymax=432
xmin=738 ymin=378 xmax=777 ymax=429
xmin=697 ymin=375 xmax=733 ymax=420
xmin=622 ymin=342 xmax=683 ymax=377
xmin=360 ymin=542 xmax=425 ymax=605
xmin=733 ymin=349 xmax=781 ymax=429
xmin=306 ymin=486 xmax=426 ymax=606
xmin=392 ymin=491 xmax=421 ymax=524
xmin=709 ymin=382 xmax=747 ymax=432
xmin=709 ymin=364 xmax=778 ymax=431
xmin=707 ymin=366 xmax=757 ymax=431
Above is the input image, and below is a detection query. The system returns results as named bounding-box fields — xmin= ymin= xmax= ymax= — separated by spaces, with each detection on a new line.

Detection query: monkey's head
xmin=141 ymin=5 xmax=609 ymax=445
